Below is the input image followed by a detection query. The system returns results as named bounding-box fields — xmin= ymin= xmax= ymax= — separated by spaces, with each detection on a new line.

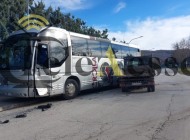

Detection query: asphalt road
xmin=0 ymin=94 xmax=54 ymax=112
xmin=0 ymin=73 xmax=190 ymax=140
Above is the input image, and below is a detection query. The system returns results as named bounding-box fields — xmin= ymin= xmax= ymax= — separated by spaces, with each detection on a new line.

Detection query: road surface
xmin=0 ymin=73 xmax=190 ymax=140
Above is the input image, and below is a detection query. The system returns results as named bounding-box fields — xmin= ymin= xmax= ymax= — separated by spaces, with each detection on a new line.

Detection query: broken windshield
xmin=0 ymin=34 xmax=32 ymax=70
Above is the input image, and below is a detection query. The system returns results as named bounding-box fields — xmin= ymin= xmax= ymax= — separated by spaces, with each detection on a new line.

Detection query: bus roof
xmin=9 ymin=27 xmax=140 ymax=49
xmin=9 ymin=27 xmax=67 ymax=37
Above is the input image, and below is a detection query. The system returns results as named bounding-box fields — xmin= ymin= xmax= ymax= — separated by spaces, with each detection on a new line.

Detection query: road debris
xmin=15 ymin=113 xmax=27 ymax=118
xmin=37 ymin=103 xmax=52 ymax=111
xmin=0 ymin=120 xmax=9 ymax=124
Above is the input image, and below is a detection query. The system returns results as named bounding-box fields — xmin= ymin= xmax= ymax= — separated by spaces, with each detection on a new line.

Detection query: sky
xmin=34 ymin=0 xmax=190 ymax=50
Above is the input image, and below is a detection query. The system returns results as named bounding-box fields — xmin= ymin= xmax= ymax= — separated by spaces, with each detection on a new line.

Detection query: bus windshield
xmin=0 ymin=34 xmax=32 ymax=70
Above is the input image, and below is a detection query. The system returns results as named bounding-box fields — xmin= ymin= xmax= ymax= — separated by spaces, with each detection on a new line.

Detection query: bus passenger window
xmin=111 ymin=44 xmax=122 ymax=59
xmin=101 ymin=42 xmax=110 ymax=58
xmin=71 ymin=36 xmax=88 ymax=56
xmin=122 ymin=47 xmax=131 ymax=58
xmin=87 ymin=40 xmax=101 ymax=57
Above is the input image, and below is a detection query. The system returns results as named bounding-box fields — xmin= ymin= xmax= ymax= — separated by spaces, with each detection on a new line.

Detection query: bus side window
xmin=71 ymin=36 xmax=88 ymax=56
xmin=111 ymin=44 xmax=122 ymax=59
xmin=87 ymin=40 xmax=101 ymax=57
xmin=101 ymin=42 xmax=110 ymax=58
xmin=122 ymin=47 xmax=130 ymax=58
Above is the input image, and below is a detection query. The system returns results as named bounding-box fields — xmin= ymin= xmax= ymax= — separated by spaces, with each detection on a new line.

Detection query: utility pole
xmin=127 ymin=36 xmax=143 ymax=55
xmin=127 ymin=36 xmax=143 ymax=44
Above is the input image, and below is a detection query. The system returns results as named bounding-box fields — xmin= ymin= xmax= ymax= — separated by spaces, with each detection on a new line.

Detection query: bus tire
xmin=63 ymin=79 xmax=79 ymax=100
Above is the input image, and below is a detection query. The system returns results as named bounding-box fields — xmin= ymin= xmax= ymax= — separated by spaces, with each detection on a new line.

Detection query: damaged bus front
xmin=0 ymin=28 xmax=69 ymax=97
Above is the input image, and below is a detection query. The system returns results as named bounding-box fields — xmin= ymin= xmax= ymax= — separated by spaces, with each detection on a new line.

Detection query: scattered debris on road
xmin=0 ymin=120 xmax=9 ymax=124
xmin=37 ymin=103 xmax=52 ymax=111
xmin=15 ymin=113 xmax=27 ymax=118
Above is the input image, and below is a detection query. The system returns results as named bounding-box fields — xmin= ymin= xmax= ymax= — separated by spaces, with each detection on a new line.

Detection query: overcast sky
xmin=34 ymin=0 xmax=190 ymax=50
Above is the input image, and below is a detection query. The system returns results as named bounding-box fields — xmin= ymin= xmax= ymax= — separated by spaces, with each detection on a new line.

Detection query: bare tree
xmin=172 ymin=36 xmax=190 ymax=64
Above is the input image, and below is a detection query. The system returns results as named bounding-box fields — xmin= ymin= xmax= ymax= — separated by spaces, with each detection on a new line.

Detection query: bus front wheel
xmin=63 ymin=79 xmax=79 ymax=100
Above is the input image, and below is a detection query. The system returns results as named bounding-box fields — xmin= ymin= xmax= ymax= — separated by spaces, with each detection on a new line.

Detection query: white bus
xmin=0 ymin=27 xmax=140 ymax=99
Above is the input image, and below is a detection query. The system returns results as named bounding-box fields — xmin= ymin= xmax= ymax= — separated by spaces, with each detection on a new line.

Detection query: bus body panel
xmin=0 ymin=70 xmax=29 ymax=97
xmin=0 ymin=27 xmax=141 ymax=98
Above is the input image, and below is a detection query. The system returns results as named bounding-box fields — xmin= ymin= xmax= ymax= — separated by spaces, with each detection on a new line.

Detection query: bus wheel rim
xmin=66 ymin=83 xmax=76 ymax=96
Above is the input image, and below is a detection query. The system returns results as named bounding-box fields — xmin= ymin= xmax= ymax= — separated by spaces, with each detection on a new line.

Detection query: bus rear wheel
xmin=63 ymin=79 xmax=79 ymax=100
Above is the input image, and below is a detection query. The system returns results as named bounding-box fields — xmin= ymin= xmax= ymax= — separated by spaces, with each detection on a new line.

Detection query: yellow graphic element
xmin=18 ymin=14 xmax=49 ymax=30
xmin=106 ymin=46 xmax=124 ymax=76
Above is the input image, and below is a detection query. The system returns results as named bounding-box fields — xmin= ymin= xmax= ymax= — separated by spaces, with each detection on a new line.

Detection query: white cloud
xmin=114 ymin=2 xmax=126 ymax=13
xmin=34 ymin=0 xmax=91 ymax=11
xmin=108 ymin=16 xmax=190 ymax=50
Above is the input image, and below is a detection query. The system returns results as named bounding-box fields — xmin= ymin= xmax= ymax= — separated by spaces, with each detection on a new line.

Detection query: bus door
xmin=35 ymin=43 xmax=52 ymax=96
